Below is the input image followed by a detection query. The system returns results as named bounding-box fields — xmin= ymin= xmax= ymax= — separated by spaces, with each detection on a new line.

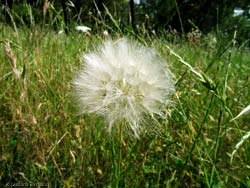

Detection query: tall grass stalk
xmin=213 ymin=31 xmax=237 ymax=163
xmin=174 ymin=0 xmax=184 ymax=36
xmin=103 ymin=4 xmax=122 ymax=33
xmin=112 ymin=123 xmax=124 ymax=188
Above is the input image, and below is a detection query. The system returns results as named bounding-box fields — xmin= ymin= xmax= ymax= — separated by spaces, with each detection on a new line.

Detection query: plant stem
xmin=113 ymin=123 xmax=124 ymax=188
xmin=181 ymin=93 xmax=215 ymax=179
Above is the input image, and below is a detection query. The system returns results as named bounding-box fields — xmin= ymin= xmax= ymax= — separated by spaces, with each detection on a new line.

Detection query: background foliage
xmin=1 ymin=0 xmax=250 ymax=41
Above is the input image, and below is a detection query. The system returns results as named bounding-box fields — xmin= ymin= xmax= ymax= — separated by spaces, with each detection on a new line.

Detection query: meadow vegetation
xmin=0 ymin=22 xmax=250 ymax=187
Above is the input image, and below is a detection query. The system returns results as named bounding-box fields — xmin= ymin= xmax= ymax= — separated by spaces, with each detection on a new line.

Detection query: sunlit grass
xmin=0 ymin=23 xmax=249 ymax=187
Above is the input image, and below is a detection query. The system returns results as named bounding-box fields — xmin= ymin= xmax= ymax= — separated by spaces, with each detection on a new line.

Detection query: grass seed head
xmin=73 ymin=38 xmax=175 ymax=137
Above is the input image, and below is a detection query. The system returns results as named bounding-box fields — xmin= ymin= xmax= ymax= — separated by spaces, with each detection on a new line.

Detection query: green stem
xmin=113 ymin=122 xmax=124 ymax=188
xmin=174 ymin=0 xmax=184 ymax=36
xmin=181 ymin=93 xmax=215 ymax=179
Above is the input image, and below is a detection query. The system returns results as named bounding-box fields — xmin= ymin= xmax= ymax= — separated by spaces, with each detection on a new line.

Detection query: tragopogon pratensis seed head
xmin=73 ymin=39 xmax=175 ymax=138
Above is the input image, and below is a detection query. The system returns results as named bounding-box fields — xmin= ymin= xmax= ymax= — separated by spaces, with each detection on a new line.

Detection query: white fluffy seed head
xmin=73 ymin=38 xmax=175 ymax=138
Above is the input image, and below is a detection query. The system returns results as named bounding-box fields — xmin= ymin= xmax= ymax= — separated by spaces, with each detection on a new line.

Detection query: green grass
xmin=0 ymin=24 xmax=250 ymax=187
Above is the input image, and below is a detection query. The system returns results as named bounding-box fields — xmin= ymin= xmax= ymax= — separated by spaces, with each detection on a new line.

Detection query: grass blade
xmin=231 ymin=104 xmax=250 ymax=121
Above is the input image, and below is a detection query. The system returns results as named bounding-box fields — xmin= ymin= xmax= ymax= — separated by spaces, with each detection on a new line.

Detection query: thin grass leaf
xmin=103 ymin=4 xmax=122 ymax=33
xmin=166 ymin=45 xmax=216 ymax=91
xmin=231 ymin=104 xmax=250 ymax=121
xmin=230 ymin=131 xmax=250 ymax=163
